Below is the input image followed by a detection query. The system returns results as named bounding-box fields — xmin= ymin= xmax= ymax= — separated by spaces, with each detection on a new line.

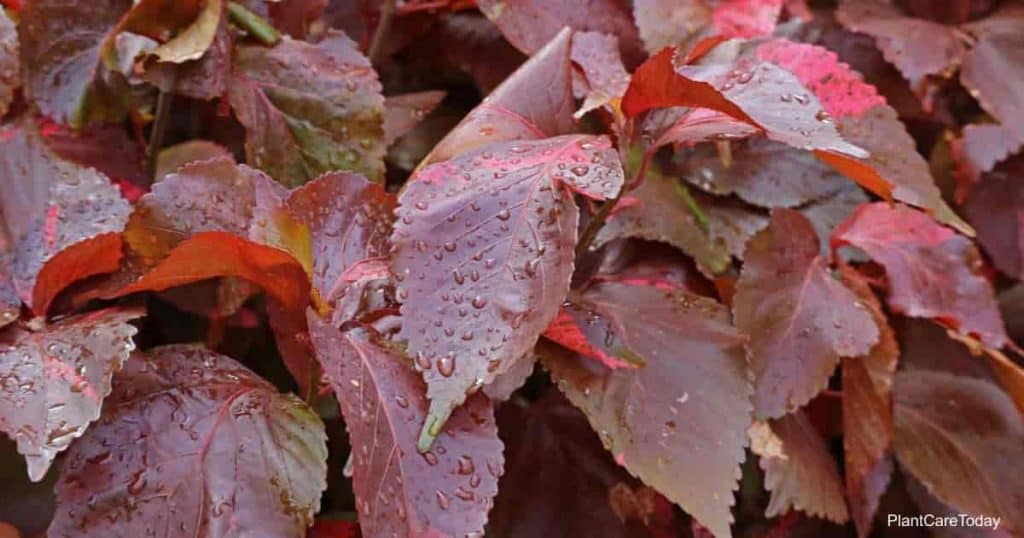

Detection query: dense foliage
xmin=1 ymin=0 xmax=1023 ymax=536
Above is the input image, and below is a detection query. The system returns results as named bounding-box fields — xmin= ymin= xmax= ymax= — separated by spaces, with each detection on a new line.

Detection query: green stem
xmin=147 ymin=90 xmax=172 ymax=173
xmin=228 ymin=1 xmax=280 ymax=46
xmin=574 ymin=146 xmax=656 ymax=257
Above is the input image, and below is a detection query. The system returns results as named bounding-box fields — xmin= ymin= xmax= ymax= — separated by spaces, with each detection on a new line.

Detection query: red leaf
xmin=656 ymin=108 xmax=760 ymax=148
xmin=831 ymin=203 xmax=1008 ymax=348
xmin=110 ymin=231 xmax=311 ymax=314
xmin=49 ymin=345 xmax=328 ymax=536
xmin=623 ymin=43 xmax=868 ymax=160
xmin=153 ymin=140 xmax=232 ymax=182
xmin=839 ymin=266 xmax=897 ymax=538
xmin=835 ymin=0 xmax=964 ymax=90
xmin=712 ymin=0 xmax=783 ymax=39
xmin=964 ymin=155 xmax=1024 ymax=280
xmin=0 ymin=9 xmax=18 ymax=117
xmin=309 ymin=520 xmax=360 ymax=538
xmin=0 ymin=308 xmax=140 ymax=481
xmin=423 ymin=27 xmax=574 ymax=166
xmin=0 ymin=121 xmax=131 ymax=316
xmin=749 ymin=412 xmax=850 ymax=523
xmin=38 ymin=120 xmax=148 ymax=195
xmin=476 ymin=0 xmax=643 ymax=63
xmin=229 ymin=31 xmax=385 ymax=186
xmin=383 ymin=91 xmax=446 ymax=147
xmin=893 ymin=370 xmax=1024 ymax=534
xmin=541 ymin=280 xmax=752 ymax=538
xmin=139 ymin=12 xmax=233 ymax=101
xmin=392 ymin=134 xmax=624 ymax=446
xmin=307 ymin=318 xmax=503 ymax=538
xmin=489 ymin=391 xmax=654 ymax=537
xmin=734 ymin=210 xmax=878 ymax=418
xmin=543 ymin=306 xmax=641 ymax=369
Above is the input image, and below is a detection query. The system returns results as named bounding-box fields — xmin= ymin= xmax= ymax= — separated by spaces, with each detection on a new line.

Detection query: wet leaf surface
xmin=48 ymin=344 xmax=328 ymax=537
xmin=0 ymin=308 xmax=140 ymax=481
xmin=393 ymin=134 xmax=623 ymax=445
xmin=734 ymin=209 xmax=878 ymax=418
xmin=308 ymin=318 xmax=502 ymax=538
xmin=541 ymin=280 xmax=752 ymax=538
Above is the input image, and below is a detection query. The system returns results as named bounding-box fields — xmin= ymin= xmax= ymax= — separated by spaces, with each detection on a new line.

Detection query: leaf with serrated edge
xmin=832 ymin=202 xmax=1007 ymax=348
xmin=0 ymin=308 xmax=141 ymax=481
xmin=307 ymin=317 xmax=503 ymax=537
xmin=735 ymin=209 xmax=878 ymax=418
xmin=541 ymin=280 xmax=752 ymax=538
xmin=393 ymin=134 xmax=623 ymax=448
xmin=751 ymin=411 xmax=849 ymax=522
xmin=48 ymin=345 xmax=328 ymax=537
xmin=0 ymin=121 xmax=131 ymax=316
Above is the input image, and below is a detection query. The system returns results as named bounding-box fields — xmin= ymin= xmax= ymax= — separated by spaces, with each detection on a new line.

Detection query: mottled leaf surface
xmin=839 ymin=266 xmax=897 ymax=538
xmin=48 ymin=345 xmax=328 ymax=537
xmin=0 ymin=308 xmax=140 ymax=481
xmin=230 ymin=31 xmax=385 ymax=186
xmin=632 ymin=0 xmax=712 ymax=54
xmin=393 ymin=135 xmax=624 ymax=443
xmin=734 ymin=210 xmax=877 ymax=418
xmin=893 ymin=370 xmax=1024 ymax=534
xmin=308 ymin=318 xmax=503 ymax=538
xmin=711 ymin=0 xmax=783 ymax=39
xmin=424 ymin=27 xmax=574 ymax=166
xmin=596 ymin=162 xmax=732 ymax=275
xmin=832 ymin=203 xmax=1007 ymax=348
xmin=751 ymin=412 xmax=849 ymax=522
xmin=18 ymin=0 xmax=132 ymax=126
xmin=542 ymin=280 xmax=752 ymax=538
xmin=0 ymin=122 xmax=131 ymax=315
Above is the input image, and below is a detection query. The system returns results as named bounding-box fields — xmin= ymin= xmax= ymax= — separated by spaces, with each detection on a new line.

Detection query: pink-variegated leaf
xmin=392 ymin=134 xmax=624 ymax=448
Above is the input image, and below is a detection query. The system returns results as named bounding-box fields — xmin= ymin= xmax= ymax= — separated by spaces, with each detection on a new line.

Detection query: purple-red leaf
xmin=750 ymin=412 xmax=850 ymax=522
xmin=0 ymin=308 xmax=140 ymax=481
xmin=711 ymin=0 xmax=783 ymax=39
xmin=48 ymin=345 xmax=328 ymax=537
xmin=542 ymin=305 xmax=641 ymax=369
xmin=392 ymin=134 xmax=624 ymax=447
xmin=541 ymin=280 xmax=752 ymax=538
xmin=476 ymin=0 xmax=642 ymax=63
xmin=307 ymin=318 xmax=503 ymax=537
xmin=893 ymin=370 xmax=1024 ymax=534
xmin=734 ymin=210 xmax=878 ymax=418
xmin=964 ymin=155 xmax=1024 ymax=280
xmin=839 ymin=266 xmax=897 ymax=538
xmin=832 ymin=203 xmax=1007 ymax=348
xmin=489 ymin=391 xmax=651 ymax=537
xmin=0 ymin=121 xmax=131 ymax=316
xmin=570 ymin=31 xmax=630 ymax=120
xmin=632 ymin=0 xmax=712 ymax=54
xmin=229 ymin=31 xmax=385 ymax=186
xmin=423 ymin=27 xmax=574 ymax=166
xmin=18 ymin=0 xmax=132 ymax=127
xmin=383 ymin=91 xmax=446 ymax=147
xmin=835 ymin=0 xmax=964 ymax=89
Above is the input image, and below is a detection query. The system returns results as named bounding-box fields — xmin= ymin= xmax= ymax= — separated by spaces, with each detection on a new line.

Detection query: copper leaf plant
xmin=1 ymin=0 xmax=1023 ymax=537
